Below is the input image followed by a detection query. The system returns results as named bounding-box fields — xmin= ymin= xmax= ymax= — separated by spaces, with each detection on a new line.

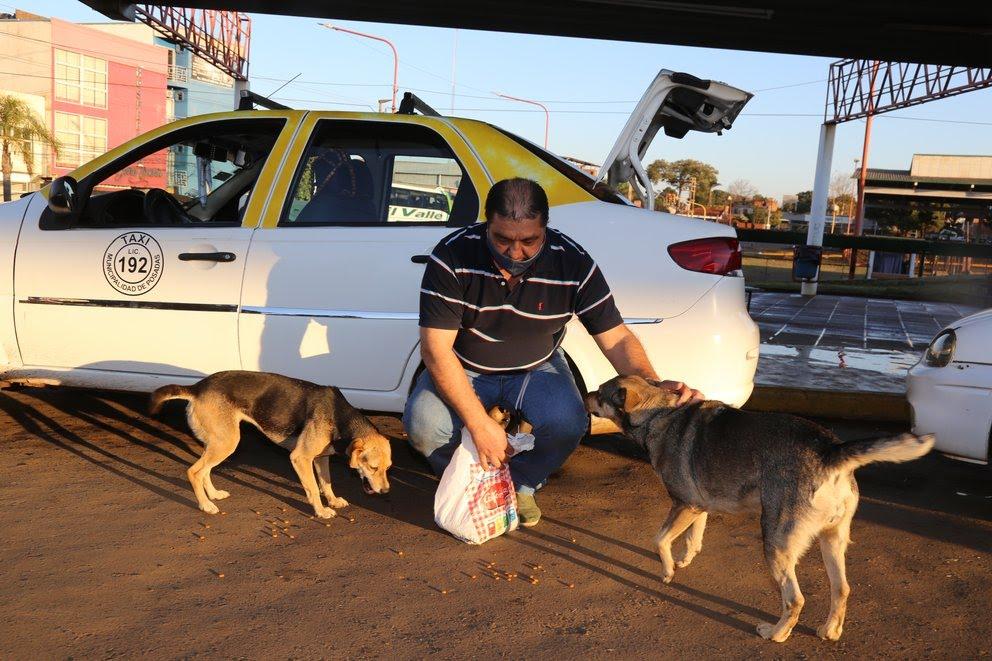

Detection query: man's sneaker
xmin=515 ymin=491 xmax=541 ymax=527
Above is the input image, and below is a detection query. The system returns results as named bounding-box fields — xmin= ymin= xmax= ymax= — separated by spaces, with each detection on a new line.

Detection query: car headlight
xmin=924 ymin=329 xmax=956 ymax=367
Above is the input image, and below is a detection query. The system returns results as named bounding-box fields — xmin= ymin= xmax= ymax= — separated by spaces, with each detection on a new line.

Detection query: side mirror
xmin=48 ymin=176 xmax=79 ymax=215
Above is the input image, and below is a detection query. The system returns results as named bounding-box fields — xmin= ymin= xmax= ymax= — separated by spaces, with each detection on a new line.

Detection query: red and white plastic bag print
xmin=434 ymin=428 xmax=535 ymax=545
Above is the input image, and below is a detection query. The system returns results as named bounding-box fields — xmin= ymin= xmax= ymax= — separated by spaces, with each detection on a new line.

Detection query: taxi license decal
xmin=103 ymin=232 xmax=163 ymax=296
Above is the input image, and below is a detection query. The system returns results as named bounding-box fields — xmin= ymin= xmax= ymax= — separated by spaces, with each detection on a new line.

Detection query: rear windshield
xmin=490 ymin=125 xmax=629 ymax=206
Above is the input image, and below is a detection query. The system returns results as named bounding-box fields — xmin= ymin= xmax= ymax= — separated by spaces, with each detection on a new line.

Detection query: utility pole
xmin=848 ymin=60 xmax=881 ymax=278
xmin=450 ymin=28 xmax=457 ymax=116
xmin=322 ymin=23 xmax=399 ymax=112
xmin=494 ymin=92 xmax=550 ymax=148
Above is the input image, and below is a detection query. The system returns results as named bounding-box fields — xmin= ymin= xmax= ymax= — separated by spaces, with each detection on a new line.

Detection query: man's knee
xmin=403 ymin=391 xmax=457 ymax=458
xmin=536 ymin=402 xmax=589 ymax=449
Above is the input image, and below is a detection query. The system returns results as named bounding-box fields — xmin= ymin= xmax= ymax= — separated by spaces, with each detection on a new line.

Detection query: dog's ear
xmin=347 ymin=439 xmax=365 ymax=468
xmin=611 ymin=385 xmax=641 ymax=412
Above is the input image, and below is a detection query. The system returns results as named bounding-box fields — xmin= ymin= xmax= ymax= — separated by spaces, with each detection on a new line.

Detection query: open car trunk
xmin=597 ymin=70 xmax=753 ymax=210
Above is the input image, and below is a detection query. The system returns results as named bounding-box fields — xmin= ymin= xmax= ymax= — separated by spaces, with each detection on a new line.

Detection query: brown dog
xmin=150 ymin=370 xmax=391 ymax=518
xmin=586 ymin=375 xmax=933 ymax=642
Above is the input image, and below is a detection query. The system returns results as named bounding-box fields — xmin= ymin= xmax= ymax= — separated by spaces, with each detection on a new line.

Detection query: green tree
xmin=794 ymin=190 xmax=813 ymax=214
xmin=875 ymin=208 xmax=937 ymax=236
xmin=0 ymin=94 xmax=61 ymax=202
xmin=710 ymin=188 xmax=730 ymax=205
xmin=646 ymin=158 xmax=719 ymax=205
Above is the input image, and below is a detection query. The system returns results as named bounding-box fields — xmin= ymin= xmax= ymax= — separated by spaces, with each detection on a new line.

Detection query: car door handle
xmin=411 ymin=254 xmax=429 ymax=264
xmin=178 ymin=252 xmax=237 ymax=263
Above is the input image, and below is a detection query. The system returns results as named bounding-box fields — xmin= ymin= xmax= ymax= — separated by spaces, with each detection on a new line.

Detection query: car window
xmin=281 ymin=120 xmax=478 ymax=226
xmin=67 ymin=118 xmax=285 ymax=229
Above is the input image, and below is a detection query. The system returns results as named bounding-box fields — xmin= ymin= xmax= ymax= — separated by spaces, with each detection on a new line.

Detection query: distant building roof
xmin=865 ymin=154 xmax=992 ymax=189
xmin=865 ymin=168 xmax=992 ymax=186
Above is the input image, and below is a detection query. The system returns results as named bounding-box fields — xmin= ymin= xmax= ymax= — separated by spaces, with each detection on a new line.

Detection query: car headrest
xmin=312 ymin=149 xmax=373 ymax=200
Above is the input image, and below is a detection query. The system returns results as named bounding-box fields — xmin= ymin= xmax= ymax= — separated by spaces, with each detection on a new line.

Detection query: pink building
xmin=0 ymin=12 xmax=168 ymax=190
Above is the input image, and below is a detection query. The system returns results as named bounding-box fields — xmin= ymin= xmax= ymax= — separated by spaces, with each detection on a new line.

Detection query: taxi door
xmin=13 ymin=112 xmax=302 ymax=377
xmin=238 ymin=114 xmax=490 ymax=408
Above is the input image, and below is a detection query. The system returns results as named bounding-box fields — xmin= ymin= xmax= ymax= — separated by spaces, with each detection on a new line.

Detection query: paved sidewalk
xmin=749 ymin=293 xmax=981 ymax=394
xmin=749 ymin=292 xmax=977 ymax=351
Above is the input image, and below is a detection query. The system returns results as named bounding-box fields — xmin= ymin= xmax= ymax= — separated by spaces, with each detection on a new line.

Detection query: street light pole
xmin=494 ymin=92 xmax=549 ymax=148
xmin=322 ymin=23 xmax=399 ymax=112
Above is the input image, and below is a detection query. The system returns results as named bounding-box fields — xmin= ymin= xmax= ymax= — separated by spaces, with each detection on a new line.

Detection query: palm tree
xmin=0 ymin=94 xmax=61 ymax=202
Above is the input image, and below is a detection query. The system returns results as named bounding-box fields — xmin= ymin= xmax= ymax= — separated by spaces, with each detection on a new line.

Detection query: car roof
xmin=63 ymin=109 xmax=598 ymax=211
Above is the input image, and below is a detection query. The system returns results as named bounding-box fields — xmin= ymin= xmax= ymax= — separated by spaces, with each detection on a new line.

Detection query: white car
xmin=0 ymin=70 xmax=759 ymax=411
xmin=907 ymin=309 xmax=992 ymax=463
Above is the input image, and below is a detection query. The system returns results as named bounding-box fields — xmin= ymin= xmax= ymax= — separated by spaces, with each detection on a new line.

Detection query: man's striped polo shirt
xmin=419 ymin=223 xmax=624 ymax=373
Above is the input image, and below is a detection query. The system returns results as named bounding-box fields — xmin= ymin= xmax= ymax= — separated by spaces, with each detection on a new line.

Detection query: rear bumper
xmin=565 ymin=275 xmax=759 ymax=407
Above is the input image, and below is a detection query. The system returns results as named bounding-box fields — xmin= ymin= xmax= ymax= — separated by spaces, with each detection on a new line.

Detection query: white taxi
xmin=0 ymin=70 xmax=760 ymax=412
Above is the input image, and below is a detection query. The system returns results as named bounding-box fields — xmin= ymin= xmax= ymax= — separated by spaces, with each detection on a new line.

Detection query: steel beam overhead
xmin=79 ymin=1 xmax=992 ymax=68
xmin=827 ymin=60 xmax=992 ymax=125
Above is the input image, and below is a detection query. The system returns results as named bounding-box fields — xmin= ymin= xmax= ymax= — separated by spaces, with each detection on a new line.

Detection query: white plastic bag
xmin=434 ymin=428 xmax=535 ymax=544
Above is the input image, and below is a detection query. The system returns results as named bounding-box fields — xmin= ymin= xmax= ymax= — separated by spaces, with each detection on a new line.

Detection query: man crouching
xmin=403 ymin=178 xmax=702 ymax=526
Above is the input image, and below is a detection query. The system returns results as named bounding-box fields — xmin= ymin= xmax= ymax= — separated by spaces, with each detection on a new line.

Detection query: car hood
xmin=596 ymin=69 xmax=752 ymax=211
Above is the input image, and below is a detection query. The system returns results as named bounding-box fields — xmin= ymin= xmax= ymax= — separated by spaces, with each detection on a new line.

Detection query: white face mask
xmin=487 ymin=229 xmax=543 ymax=276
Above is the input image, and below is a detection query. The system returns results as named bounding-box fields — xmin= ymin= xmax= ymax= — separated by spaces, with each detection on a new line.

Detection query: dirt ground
xmin=1 ymin=386 xmax=989 ymax=659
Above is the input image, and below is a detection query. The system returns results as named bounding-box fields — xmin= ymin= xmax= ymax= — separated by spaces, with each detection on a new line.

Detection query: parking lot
xmin=1 ymin=386 xmax=989 ymax=658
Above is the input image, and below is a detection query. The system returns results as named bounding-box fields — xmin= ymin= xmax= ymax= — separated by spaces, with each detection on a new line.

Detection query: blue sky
xmin=13 ymin=1 xmax=992 ymax=200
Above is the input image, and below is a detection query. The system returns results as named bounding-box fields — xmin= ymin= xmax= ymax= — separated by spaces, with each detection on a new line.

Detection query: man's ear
xmin=347 ymin=439 xmax=365 ymax=468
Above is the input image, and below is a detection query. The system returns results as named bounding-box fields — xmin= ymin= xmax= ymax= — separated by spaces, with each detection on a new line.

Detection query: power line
xmin=753 ymin=79 xmax=827 ymax=92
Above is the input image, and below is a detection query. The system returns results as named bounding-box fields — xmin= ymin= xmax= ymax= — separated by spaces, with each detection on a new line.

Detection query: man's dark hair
xmin=484 ymin=178 xmax=549 ymax=226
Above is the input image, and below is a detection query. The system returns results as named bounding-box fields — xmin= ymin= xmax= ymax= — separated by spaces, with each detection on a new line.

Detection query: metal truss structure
xmin=826 ymin=59 xmax=992 ymax=124
xmin=135 ymin=6 xmax=251 ymax=81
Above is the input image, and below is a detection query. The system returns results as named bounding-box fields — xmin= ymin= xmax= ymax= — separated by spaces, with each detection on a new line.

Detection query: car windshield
xmin=490 ymin=125 xmax=629 ymax=206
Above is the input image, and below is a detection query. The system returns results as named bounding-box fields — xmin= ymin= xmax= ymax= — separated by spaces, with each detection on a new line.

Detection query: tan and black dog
xmin=150 ymin=370 xmax=391 ymax=519
xmin=586 ymin=375 xmax=933 ymax=643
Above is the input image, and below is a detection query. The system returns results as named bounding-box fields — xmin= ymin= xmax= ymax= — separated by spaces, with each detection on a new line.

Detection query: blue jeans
xmin=403 ymin=350 xmax=589 ymax=495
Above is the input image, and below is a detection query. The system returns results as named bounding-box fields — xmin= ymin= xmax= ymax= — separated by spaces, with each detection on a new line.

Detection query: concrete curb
xmin=744 ymin=384 xmax=910 ymax=423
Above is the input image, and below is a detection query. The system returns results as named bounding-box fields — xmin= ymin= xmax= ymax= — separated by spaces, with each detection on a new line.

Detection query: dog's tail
xmin=825 ymin=433 xmax=934 ymax=472
xmin=148 ymin=384 xmax=195 ymax=416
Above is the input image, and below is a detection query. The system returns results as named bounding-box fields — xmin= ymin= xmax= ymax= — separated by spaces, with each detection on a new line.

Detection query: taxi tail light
xmin=667 ymin=237 xmax=742 ymax=275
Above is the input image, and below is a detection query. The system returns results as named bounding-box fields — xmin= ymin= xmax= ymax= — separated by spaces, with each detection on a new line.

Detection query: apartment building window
xmin=55 ymin=112 xmax=107 ymax=168
xmin=55 ymin=49 xmax=108 ymax=108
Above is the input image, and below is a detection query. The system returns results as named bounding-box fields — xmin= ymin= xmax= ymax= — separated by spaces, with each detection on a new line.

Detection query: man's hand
xmin=652 ymin=379 xmax=705 ymax=407
xmin=468 ymin=416 xmax=511 ymax=471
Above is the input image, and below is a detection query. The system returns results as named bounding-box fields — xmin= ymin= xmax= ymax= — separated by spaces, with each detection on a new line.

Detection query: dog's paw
xmin=211 ymin=490 xmax=230 ymax=500
xmin=199 ymin=501 xmax=220 ymax=515
xmin=661 ymin=570 xmax=675 ymax=584
xmin=330 ymin=497 xmax=348 ymax=509
xmin=676 ymin=549 xmax=698 ymax=568
xmin=314 ymin=506 xmax=337 ymax=519
xmin=817 ymin=622 xmax=843 ymax=641
xmin=756 ymin=622 xmax=790 ymax=643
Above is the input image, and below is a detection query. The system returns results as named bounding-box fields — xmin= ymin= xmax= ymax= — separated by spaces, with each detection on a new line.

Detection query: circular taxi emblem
xmin=103 ymin=232 xmax=164 ymax=296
